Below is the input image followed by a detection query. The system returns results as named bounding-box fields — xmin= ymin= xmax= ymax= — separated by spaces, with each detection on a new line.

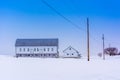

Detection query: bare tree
xmin=104 ymin=47 xmax=118 ymax=56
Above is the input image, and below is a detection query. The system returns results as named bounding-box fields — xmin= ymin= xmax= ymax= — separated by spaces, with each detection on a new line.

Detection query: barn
xmin=63 ymin=46 xmax=81 ymax=58
xmin=15 ymin=39 xmax=59 ymax=58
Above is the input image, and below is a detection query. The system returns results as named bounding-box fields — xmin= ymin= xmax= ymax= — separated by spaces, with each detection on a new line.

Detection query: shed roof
xmin=63 ymin=46 xmax=79 ymax=54
xmin=15 ymin=39 xmax=58 ymax=46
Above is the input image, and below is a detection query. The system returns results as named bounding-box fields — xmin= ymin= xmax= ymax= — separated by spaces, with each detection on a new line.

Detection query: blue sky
xmin=0 ymin=0 xmax=120 ymax=55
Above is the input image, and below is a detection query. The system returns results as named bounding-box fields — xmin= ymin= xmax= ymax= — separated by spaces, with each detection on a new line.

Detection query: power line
xmin=41 ymin=0 xmax=85 ymax=31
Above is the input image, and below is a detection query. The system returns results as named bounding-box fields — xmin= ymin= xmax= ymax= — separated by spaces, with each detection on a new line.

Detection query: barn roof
xmin=15 ymin=39 xmax=58 ymax=46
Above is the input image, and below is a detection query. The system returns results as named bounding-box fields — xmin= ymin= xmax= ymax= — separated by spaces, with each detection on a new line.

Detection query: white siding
xmin=16 ymin=46 xmax=57 ymax=54
xmin=63 ymin=52 xmax=79 ymax=58
xmin=63 ymin=47 xmax=80 ymax=58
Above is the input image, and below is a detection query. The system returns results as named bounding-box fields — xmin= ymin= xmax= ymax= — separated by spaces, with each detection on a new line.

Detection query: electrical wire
xmin=41 ymin=0 xmax=85 ymax=31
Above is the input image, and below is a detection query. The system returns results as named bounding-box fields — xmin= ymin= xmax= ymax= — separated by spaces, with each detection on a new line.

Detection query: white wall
xmin=63 ymin=52 xmax=79 ymax=58
xmin=16 ymin=46 xmax=58 ymax=54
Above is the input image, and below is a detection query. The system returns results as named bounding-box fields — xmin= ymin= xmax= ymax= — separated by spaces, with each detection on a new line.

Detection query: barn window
xmin=28 ymin=54 xmax=30 ymax=56
xmin=40 ymin=54 xmax=42 ymax=57
xmin=37 ymin=48 xmax=39 ymax=52
xmin=27 ymin=48 xmax=29 ymax=52
xmin=19 ymin=48 xmax=22 ymax=52
xmin=51 ymin=48 xmax=54 ymax=51
xmin=44 ymin=54 xmax=46 ymax=56
xmin=69 ymin=48 xmax=71 ymax=50
xmin=20 ymin=54 xmax=22 ymax=57
xmin=67 ymin=54 xmax=69 ymax=55
xmin=44 ymin=48 xmax=46 ymax=51
xmin=47 ymin=48 xmax=49 ymax=51
xmin=72 ymin=54 xmax=74 ymax=55
xmin=34 ymin=48 xmax=36 ymax=52
xmin=53 ymin=54 xmax=55 ymax=56
xmin=23 ymin=48 xmax=25 ymax=52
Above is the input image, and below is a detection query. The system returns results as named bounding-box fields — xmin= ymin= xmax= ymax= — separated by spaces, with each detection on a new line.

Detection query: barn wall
xmin=16 ymin=46 xmax=58 ymax=54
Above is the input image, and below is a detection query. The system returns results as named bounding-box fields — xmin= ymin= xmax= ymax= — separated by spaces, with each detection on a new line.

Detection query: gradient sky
xmin=0 ymin=0 xmax=120 ymax=56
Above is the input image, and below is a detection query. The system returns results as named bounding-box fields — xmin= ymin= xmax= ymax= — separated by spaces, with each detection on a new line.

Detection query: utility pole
xmin=102 ymin=34 xmax=105 ymax=60
xmin=87 ymin=18 xmax=90 ymax=61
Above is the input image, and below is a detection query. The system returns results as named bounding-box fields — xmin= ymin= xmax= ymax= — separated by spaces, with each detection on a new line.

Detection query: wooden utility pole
xmin=102 ymin=34 xmax=105 ymax=60
xmin=87 ymin=18 xmax=90 ymax=61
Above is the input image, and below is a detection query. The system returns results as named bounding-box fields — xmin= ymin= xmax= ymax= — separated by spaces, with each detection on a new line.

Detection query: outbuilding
xmin=63 ymin=46 xmax=81 ymax=58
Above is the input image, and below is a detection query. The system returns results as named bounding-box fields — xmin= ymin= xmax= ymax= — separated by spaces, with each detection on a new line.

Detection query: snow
xmin=0 ymin=55 xmax=120 ymax=80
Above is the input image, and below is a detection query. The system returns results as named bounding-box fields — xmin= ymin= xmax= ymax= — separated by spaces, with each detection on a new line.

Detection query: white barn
xmin=63 ymin=46 xmax=81 ymax=58
xmin=15 ymin=39 xmax=59 ymax=58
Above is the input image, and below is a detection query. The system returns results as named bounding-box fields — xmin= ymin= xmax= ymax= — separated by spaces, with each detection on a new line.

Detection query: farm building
xmin=15 ymin=39 xmax=59 ymax=58
xmin=63 ymin=46 xmax=81 ymax=58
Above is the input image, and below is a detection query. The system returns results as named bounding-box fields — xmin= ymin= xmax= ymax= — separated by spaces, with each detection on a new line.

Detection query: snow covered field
xmin=0 ymin=55 xmax=120 ymax=80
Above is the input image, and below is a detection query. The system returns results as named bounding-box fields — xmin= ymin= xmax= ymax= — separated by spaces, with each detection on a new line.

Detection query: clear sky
xmin=0 ymin=0 xmax=120 ymax=56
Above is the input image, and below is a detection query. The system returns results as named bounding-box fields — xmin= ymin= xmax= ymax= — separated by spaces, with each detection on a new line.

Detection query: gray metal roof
xmin=15 ymin=39 xmax=58 ymax=46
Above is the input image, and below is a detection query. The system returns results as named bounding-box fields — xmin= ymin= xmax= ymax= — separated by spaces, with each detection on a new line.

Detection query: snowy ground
xmin=0 ymin=55 xmax=120 ymax=80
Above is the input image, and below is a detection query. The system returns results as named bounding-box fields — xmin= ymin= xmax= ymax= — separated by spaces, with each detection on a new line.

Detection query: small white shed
xmin=63 ymin=46 xmax=81 ymax=58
